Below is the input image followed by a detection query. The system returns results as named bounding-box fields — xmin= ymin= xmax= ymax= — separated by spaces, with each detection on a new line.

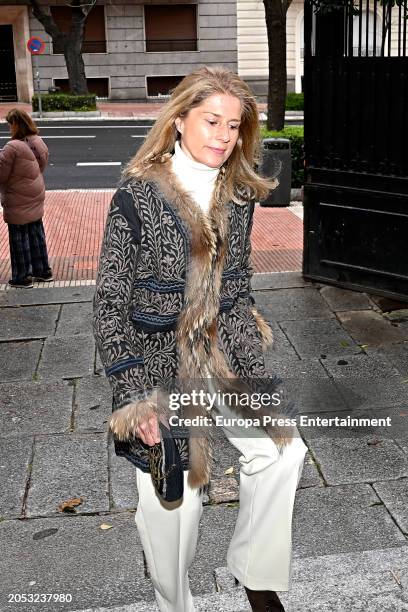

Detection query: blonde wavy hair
xmin=123 ymin=66 xmax=277 ymax=203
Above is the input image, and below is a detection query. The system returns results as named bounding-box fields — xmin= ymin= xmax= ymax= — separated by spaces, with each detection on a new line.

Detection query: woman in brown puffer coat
xmin=0 ymin=108 xmax=52 ymax=288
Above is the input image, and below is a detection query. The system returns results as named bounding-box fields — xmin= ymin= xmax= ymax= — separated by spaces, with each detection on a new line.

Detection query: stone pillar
xmin=0 ymin=6 xmax=33 ymax=102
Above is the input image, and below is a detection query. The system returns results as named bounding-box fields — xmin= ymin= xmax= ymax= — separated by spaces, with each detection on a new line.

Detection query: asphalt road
xmin=0 ymin=117 xmax=303 ymax=190
xmin=0 ymin=120 xmax=153 ymax=190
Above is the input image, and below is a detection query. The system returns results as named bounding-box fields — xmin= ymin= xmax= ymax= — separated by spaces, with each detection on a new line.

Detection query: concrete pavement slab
xmin=26 ymin=433 xmax=109 ymax=517
xmin=0 ymin=340 xmax=42 ymax=382
xmin=69 ymin=546 xmax=408 ymax=611
xmin=264 ymin=321 xmax=301 ymax=360
xmin=293 ymin=483 xmax=406 ymax=558
xmin=286 ymin=546 xmax=408 ymax=611
xmin=369 ymin=342 xmax=408 ymax=376
xmin=266 ymin=358 xmax=349 ymax=414
xmin=320 ymin=352 xmax=407 ymax=411
xmin=252 ymin=272 xmax=312 ymax=291
xmin=0 ymin=513 xmax=153 ymax=612
xmin=0 ymin=380 xmax=73 ymax=436
xmin=298 ymin=452 xmax=323 ymax=488
xmin=37 ymin=334 xmax=95 ymax=380
xmin=0 ymin=305 xmax=60 ymax=341
xmin=373 ymin=479 xmax=408 ymax=534
xmin=0 ymin=436 xmax=32 ymax=519
xmin=337 ymin=310 xmax=408 ymax=347
xmin=304 ymin=436 xmax=408 ymax=485
xmin=108 ymin=439 xmax=138 ymax=511
xmin=0 ymin=286 xmax=95 ymax=307
xmin=279 ymin=318 xmax=361 ymax=358
xmin=252 ymin=287 xmax=334 ymax=321
xmin=75 ymin=375 xmax=112 ymax=431
xmin=95 ymin=348 xmax=104 ymax=375
xmin=319 ymin=286 xmax=374 ymax=312
xmin=56 ymin=302 xmax=93 ymax=337
xmin=190 ymin=504 xmax=239 ymax=595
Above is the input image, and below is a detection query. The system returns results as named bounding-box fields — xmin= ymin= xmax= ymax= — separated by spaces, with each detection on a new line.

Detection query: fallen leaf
xmin=224 ymin=466 xmax=234 ymax=475
xmin=57 ymin=497 xmax=83 ymax=513
xmin=100 ymin=523 xmax=113 ymax=530
xmin=340 ymin=341 xmax=349 ymax=348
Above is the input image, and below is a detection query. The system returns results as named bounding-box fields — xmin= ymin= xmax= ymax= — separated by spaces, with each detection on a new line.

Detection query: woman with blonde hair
xmin=0 ymin=108 xmax=52 ymax=288
xmin=93 ymin=66 xmax=307 ymax=612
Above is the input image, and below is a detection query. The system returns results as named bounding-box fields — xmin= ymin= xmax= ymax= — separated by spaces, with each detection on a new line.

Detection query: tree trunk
xmin=63 ymin=39 xmax=88 ymax=94
xmin=263 ymin=0 xmax=287 ymax=131
xmin=64 ymin=8 xmax=88 ymax=94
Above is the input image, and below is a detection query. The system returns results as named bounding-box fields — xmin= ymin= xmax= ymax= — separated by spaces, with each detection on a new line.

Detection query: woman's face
xmin=175 ymin=94 xmax=242 ymax=168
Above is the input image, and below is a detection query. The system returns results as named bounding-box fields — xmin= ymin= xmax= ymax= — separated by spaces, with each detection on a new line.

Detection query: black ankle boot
xmin=244 ymin=587 xmax=286 ymax=612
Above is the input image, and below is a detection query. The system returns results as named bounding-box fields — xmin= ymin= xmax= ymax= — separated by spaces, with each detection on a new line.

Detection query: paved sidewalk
xmin=0 ymin=102 xmax=269 ymax=121
xmin=0 ymin=192 xmax=303 ymax=284
xmin=0 ymin=273 xmax=407 ymax=611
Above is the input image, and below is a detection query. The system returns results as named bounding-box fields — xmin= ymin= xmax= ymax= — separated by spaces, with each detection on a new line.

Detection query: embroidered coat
xmin=92 ymin=159 xmax=294 ymax=489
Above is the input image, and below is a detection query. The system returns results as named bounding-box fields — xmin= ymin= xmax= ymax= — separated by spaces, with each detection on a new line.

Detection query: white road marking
xmin=34 ymin=125 xmax=151 ymax=129
xmin=0 ymin=135 xmax=96 ymax=139
xmin=76 ymin=162 xmax=121 ymax=166
xmin=131 ymin=135 xmax=146 ymax=138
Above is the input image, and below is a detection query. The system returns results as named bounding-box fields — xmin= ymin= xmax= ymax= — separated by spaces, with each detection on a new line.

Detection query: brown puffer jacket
xmin=0 ymin=135 xmax=49 ymax=224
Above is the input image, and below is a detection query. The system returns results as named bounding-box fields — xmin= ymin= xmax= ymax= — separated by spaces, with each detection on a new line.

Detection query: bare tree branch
xmin=29 ymin=0 xmax=63 ymax=40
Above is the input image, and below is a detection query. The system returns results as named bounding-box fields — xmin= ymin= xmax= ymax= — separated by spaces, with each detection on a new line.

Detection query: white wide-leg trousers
xmin=134 ymin=391 xmax=307 ymax=612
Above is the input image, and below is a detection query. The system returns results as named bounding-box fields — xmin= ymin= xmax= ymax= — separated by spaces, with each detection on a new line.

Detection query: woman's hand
xmin=136 ymin=414 xmax=161 ymax=446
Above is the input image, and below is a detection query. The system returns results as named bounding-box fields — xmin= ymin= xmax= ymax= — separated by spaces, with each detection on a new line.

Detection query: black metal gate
xmin=0 ymin=25 xmax=17 ymax=102
xmin=303 ymin=0 xmax=408 ymax=300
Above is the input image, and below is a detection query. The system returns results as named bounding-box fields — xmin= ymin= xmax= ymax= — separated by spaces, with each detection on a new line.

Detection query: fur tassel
xmin=109 ymin=389 xmax=168 ymax=440
xmin=251 ymin=306 xmax=273 ymax=350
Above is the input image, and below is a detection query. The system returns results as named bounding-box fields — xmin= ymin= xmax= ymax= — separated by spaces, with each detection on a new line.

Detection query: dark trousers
xmin=8 ymin=219 xmax=51 ymax=282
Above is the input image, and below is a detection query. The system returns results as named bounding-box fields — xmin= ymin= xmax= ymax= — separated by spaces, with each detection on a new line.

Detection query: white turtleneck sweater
xmin=171 ymin=140 xmax=220 ymax=214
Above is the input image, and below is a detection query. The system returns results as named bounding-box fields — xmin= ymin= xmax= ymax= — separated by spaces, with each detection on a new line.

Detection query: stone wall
xmin=27 ymin=0 xmax=237 ymax=101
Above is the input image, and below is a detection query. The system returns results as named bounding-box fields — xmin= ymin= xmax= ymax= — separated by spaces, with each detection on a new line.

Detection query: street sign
xmin=27 ymin=37 xmax=45 ymax=55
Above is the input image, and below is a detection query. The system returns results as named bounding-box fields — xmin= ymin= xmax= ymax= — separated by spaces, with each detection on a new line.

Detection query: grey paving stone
xmin=369 ymin=342 xmax=408 ymax=377
xmin=191 ymin=504 xmax=239 ymax=595
xmin=0 ymin=305 xmax=60 ymax=341
xmin=265 ymin=321 xmax=300 ymax=360
xmin=95 ymin=348 xmax=104 ymax=375
xmin=337 ymin=310 xmax=408 ymax=347
xmin=320 ymin=286 xmax=374 ymax=312
xmin=373 ymin=479 xmax=408 ymax=534
xmin=279 ymin=318 xmax=361 ymax=358
xmin=38 ymin=335 xmax=95 ymax=380
xmin=266 ymin=358 xmax=348 ymax=414
xmin=252 ymin=288 xmax=334 ymax=322
xmin=0 ymin=437 xmax=32 ymax=518
xmin=298 ymin=451 xmax=323 ymax=488
xmin=304 ymin=436 xmax=408 ymax=485
xmin=286 ymin=546 xmax=408 ymax=611
xmin=210 ymin=427 xmax=242 ymax=478
xmin=26 ymin=433 xmax=109 ymax=517
xmin=293 ymin=483 xmax=406 ymax=559
xmin=252 ymin=272 xmax=312 ymax=291
xmin=0 ymin=340 xmax=42 ymax=382
xmin=0 ymin=513 xmax=153 ymax=612
xmin=0 ymin=380 xmax=73 ymax=436
xmin=209 ymin=477 xmax=239 ymax=503
xmin=109 ymin=438 xmax=138 ymax=511
xmin=56 ymin=302 xmax=93 ymax=337
xmin=321 ymin=353 xmax=407 ymax=411
xmin=75 ymin=375 xmax=112 ymax=431
xmin=0 ymin=286 xmax=95 ymax=307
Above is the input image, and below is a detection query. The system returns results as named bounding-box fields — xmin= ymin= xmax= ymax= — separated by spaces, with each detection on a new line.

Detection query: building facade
xmin=0 ymin=0 xmax=238 ymax=102
xmin=237 ymin=0 xmax=305 ymax=95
